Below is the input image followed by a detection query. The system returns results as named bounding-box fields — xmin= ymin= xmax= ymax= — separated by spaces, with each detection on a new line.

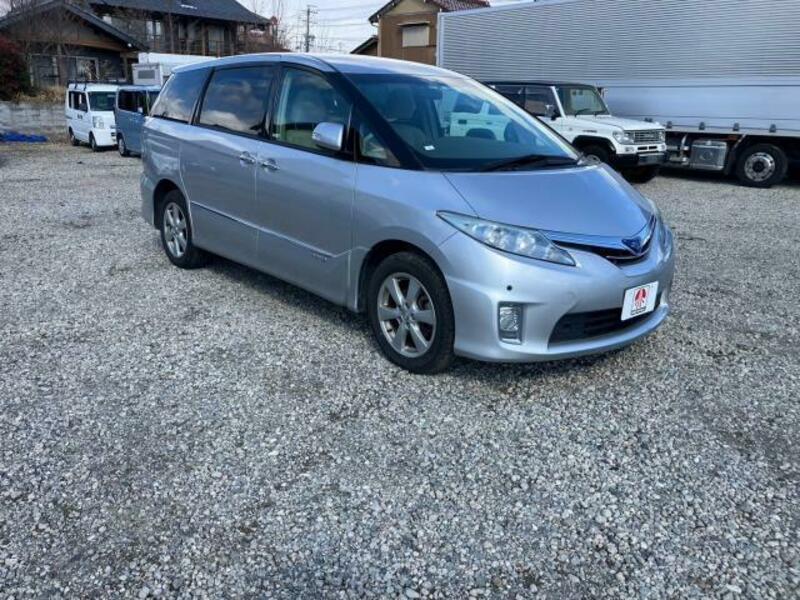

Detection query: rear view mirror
xmin=545 ymin=104 xmax=558 ymax=120
xmin=312 ymin=122 xmax=345 ymax=152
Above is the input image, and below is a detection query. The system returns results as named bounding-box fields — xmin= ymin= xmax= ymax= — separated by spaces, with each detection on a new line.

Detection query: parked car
xmin=140 ymin=54 xmax=675 ymax=374
xmin=65 ymin=82 xmax=119 ymax=151
xmin=438 ymin=0 xmax=800 ymax=187
xmin=486 ymin=81 xmax=666 ymax=182
xmin=114 ymin=85 xmax=161 ymax=157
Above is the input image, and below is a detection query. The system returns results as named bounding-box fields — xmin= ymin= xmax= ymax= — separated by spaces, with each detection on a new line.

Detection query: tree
xmin=0 ymin=34 xmax=29 ymax=99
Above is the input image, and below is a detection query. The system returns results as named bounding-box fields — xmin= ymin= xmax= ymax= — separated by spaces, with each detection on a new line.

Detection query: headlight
xmin=657 ymin=130 xmax=666 ymax=142
xmin=612 ymin=130 xmax=634 ymax=145
xmin=438 ymin=212 xmax=575 ymax=266
xmin=92 ymin=117 xmax=105 ymax=129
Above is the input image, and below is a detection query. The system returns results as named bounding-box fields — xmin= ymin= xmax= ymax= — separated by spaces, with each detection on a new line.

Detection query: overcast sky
xmin=269 ymin=0 xmax=525 ymax=53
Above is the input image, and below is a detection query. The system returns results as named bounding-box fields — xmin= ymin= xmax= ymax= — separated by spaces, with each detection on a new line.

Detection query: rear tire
xmin=118 ymin=135 xmax=129 ymax=157
xmin=159 ymin=190 xmax=208 ymax=269
xmin=68 ymin=129 xmax=79 ymax=146
xmin=367 ymin=252 xmax=455 ymax=374
xmin=735 ymin=143 xmax=787 ymax=188
xmin=625 ymin=165 xmax=661 ymax=183
xmin=89 ymin=134 xmax=99 ymax=152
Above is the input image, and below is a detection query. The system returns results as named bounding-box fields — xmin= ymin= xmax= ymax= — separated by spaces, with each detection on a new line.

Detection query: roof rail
xmin=67 ymin=78 xmax=127 ymax=90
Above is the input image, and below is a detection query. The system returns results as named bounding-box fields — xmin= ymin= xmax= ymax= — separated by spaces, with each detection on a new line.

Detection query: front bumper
xmin=91 ymin=128 xmax=117 ymax=147
xmin=440 ymin=224 xmax=675 ymax=362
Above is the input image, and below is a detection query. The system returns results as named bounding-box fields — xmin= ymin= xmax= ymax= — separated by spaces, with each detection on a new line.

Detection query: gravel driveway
xmin=0 ymin=144 xmax=798 ymax=599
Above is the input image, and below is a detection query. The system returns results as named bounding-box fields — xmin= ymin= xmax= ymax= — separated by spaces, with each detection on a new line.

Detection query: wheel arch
xmin=355 ymin=238 xmax=448 ymax=313
xmin=152 ymin=178 xmax=182 ymax=229
xmin=571 ymin=135 xmax=615 ymax=155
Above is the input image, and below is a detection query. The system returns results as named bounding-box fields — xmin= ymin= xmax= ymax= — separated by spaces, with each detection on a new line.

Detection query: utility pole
xmin=303 ymin=4 xmax=315 ymax=52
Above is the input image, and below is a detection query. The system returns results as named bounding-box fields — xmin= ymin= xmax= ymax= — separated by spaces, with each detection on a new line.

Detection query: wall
xmin=0 ymin=101 xmax=65 ymax=140
xmin=377 ymin=0 xmax=439 ymax=65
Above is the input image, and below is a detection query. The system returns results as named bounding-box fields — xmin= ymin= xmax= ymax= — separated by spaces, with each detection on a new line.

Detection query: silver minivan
xmin=141 ymin=54 xmax=675 ymax=373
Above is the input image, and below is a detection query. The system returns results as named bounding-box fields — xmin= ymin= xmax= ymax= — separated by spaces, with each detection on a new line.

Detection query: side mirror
xmin=312 ymin=122 xmax=345 ymax=152
xmin=545 ymin=104 xmax=558 ymax=120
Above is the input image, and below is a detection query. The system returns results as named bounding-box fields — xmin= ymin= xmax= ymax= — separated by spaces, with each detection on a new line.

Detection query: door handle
xmin=260 ymin=158 xmax=279 ymax=172
xmin=239 ymin=152 xmax=256 ymax=166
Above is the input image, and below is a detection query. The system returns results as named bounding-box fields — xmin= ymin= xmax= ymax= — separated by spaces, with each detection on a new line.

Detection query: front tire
xmin=367 ymin=252 xmax=455 ymax=374
xmin=89 ymin=134 xmax=99 ymax=152
xmin=118 ymin=135 xmax=129 ymax=157
xmin=735 ymin=143 xmax=787 ymax=188
xmin=159 ymin=190 xmax=208 ymax=269
xmin=581 ymin=144 xmax=610 ymax=165
xmin=625 ymin=165 xmax=661 ymax=183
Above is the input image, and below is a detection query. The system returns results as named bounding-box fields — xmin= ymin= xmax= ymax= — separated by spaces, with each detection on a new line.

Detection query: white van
xmin=65 ymin=82 xmax=119 ymax=151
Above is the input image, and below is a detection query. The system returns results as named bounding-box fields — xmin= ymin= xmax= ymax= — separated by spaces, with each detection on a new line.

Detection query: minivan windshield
xmin=348 ymin=74 xmax=577 ymax=171
xmin=557 ymin=85 xmax=610 ymax=116
xmin=89 ymin=92 xmax=116 ymax=111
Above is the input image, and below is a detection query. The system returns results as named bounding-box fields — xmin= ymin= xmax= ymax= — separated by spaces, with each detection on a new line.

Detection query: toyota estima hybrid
xmin=140 ymin=54 xmax=675 ymax=374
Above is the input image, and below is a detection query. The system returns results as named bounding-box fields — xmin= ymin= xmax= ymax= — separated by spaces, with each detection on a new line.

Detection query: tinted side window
xmin=117 ymin=91 xmax=134 ymax=112
xmin=151 ymin=69 xmax=208 ymax=123
xmin=271 ymin=68 xmax=351 ymax=152
xmin=198 ymin=66 xmax=273 ymax=135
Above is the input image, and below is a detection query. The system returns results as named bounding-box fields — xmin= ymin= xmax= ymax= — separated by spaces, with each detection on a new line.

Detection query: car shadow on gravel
xmin=204 ymin=254 xmax=623 ymax=380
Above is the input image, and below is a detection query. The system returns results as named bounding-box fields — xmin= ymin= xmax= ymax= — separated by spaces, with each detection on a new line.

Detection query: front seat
xmin=383 ymin=88 xmax=426 ymax=149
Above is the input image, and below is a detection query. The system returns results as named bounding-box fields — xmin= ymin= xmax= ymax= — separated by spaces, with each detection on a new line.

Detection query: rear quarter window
xmin=151 ymin=69 xmax=208 ymax=123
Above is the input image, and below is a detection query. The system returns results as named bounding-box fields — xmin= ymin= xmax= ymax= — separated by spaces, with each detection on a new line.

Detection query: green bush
xmin=0 ymin=35 xmax=29 ymax=100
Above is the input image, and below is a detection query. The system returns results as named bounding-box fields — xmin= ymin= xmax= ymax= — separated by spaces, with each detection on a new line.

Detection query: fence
xmin=0 ymin=101 xmax=65 ymax=140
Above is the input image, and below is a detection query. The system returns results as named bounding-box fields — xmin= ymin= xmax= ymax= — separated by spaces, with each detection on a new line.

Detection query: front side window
xmin=117 ymin=90 xmax=134 ymax=112
xmin=557 ymin=85 xmax=609 ymax=116
xmin=271 ymin=68 xmax=351 ymax=152
xmin=524 ymin=85 xmax=558 ymax=117
xmin=199 ymin=66 xmax=273 ymax=135
xmin=348 ymin=74 xmax=576 ymax=171
xmin=89 ymin=92 xmax=116 ymax=111
xmin=150 ymin=69 xmax=208 ymax=123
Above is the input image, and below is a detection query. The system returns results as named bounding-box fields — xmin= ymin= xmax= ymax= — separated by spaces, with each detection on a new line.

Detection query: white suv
xmin=65 ymin=83 xmax=119 ymax=151
xmin=489 ymin=81 xmax=667 ymax=182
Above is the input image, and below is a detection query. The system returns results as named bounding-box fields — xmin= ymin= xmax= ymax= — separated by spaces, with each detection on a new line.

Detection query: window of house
xmin=271 ymin=68 xmax=352 ymax=152
xmin=150 ymin=68 xmax=208 ymax=123
xmin=198 ymin=66 xmax=274 ymax=135
xmin=401 ymin=24 xmax=429 ymax=48
xmin=146 ymin=19 xmax=163 ymax=41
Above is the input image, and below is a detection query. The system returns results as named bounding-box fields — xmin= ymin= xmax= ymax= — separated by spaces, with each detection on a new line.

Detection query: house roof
xmin=369 ymin=0 xmax=490 ymax=24
xmin=0 ymin=0 xmax=147 ymax=49
xmin=350 ymin=35 xmax=378 ymax=55
xmin=88 ymin=0 xmax=268 ymax=24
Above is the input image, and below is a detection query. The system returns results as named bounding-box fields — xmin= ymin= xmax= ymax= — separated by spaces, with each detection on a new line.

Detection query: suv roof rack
xmin=67 ymin=78 xmax=127 ymax=90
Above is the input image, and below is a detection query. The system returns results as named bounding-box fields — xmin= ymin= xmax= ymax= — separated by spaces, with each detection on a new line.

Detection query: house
xmin=368 ymin=0 xmax=489 ymax=65
xmin=0 ymin=0 xmax=275 ymax=88
xmin=351 ymin=35 xmax=378 ymax=57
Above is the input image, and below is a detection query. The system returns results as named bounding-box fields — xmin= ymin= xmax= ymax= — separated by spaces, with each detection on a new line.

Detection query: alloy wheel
xmin=377 ymin=272 xmax=437 ymax=358
xmin=163 ymin=202 xmax=188 ymax=258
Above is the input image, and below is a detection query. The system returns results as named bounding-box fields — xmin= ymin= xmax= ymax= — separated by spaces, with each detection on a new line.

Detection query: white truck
xmin=65 ymin=82 xmax=119 ymax=151
xmin=132 ymin=52 xmax=210 ymax=86
xmin=438 ymin=0 xmax=800 ymax=187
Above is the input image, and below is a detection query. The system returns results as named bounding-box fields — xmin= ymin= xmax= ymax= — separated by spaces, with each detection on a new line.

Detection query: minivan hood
xmin=444 ymin=165 xmax=652 ymax=238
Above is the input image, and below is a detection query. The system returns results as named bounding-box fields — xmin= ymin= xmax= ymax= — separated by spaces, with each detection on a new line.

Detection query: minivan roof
xmin=172 ymin=53 xmax=469 ymax=79
xmin=485 ymin=80 xmax=600 ymax=88
xmin=117 ymin=85 xmax=161 ymax=92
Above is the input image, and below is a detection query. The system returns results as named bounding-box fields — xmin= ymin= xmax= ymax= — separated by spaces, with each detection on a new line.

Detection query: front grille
xmin=632 ymin=130 xmax=663 ymax=144
xmin=549 ymin=294 xmax=661 ymax=344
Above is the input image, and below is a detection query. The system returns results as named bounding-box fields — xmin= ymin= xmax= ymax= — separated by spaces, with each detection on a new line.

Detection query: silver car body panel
xmin=141 ymin=54 xmax=675 ymax=363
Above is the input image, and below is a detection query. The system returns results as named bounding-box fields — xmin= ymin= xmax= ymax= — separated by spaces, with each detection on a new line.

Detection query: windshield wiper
xmin=480 ymin=154 xmax=578 ymax=172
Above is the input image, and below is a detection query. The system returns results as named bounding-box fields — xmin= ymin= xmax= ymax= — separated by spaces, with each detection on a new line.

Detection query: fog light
xmin=498 ymin=303 xmax=523 ymax=342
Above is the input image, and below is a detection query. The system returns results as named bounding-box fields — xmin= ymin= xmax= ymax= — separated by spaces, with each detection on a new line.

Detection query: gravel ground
xmin=0 ymin=143 xmax=798 ymax=599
